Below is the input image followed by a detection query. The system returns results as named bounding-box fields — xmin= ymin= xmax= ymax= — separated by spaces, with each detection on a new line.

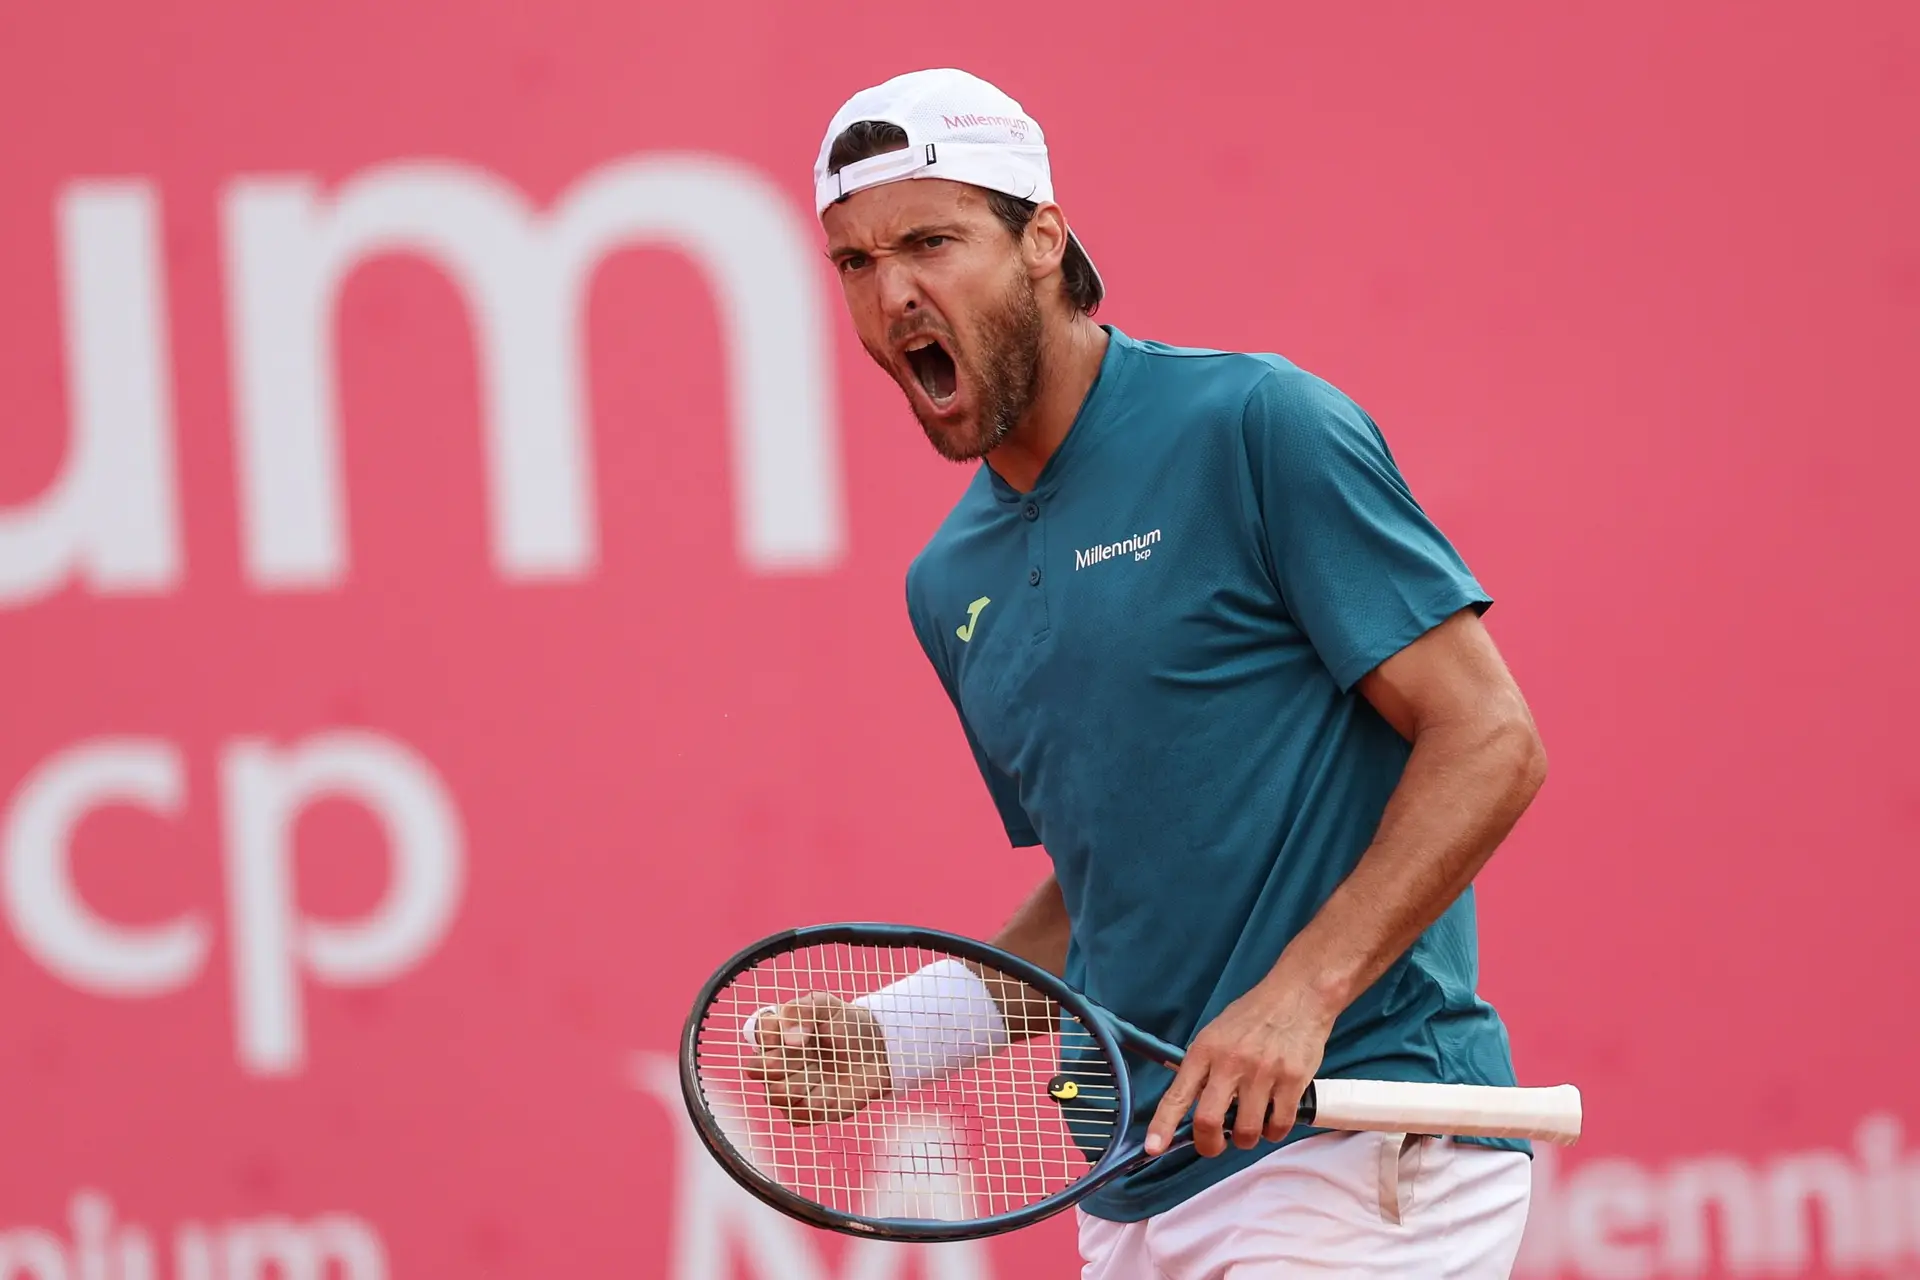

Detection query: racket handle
xmin=1305 ymin=1080 xmax=1583 ymax=1146
xmin=1171 ymin=1081 xmax=1583 ymax=1154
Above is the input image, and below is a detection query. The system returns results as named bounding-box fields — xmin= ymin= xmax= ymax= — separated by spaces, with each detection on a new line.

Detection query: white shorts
xmin=1077 ymin=1131 xmax=1532 ymax=1279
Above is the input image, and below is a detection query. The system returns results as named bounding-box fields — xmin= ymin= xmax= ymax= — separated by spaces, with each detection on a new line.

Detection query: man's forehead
xmin=820 ymin=178 xmax=993 ymax=247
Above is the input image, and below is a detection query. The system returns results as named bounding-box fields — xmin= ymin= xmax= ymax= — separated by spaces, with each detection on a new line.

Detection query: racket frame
xmin=678 ymin=922 xmax=1581 ymax=1243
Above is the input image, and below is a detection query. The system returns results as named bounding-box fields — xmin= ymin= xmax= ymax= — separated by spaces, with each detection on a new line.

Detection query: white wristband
xmin=855 ymin=959 xmax=1009 ymax=1092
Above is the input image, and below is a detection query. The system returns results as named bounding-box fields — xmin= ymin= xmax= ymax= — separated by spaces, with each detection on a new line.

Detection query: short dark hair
xmin=826 ymin=120 xmax=1103 ymax=315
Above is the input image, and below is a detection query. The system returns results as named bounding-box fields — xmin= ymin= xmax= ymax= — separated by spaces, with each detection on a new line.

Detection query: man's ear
xmin=1023 ymin=202 xmax=1072 ymax=280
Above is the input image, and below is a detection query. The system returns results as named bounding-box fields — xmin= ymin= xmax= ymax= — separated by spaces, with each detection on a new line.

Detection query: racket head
xmin=678 ymin=923 xmax=1137 ymax=1241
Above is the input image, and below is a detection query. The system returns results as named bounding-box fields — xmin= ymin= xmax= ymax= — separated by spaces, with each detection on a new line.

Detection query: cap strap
xmin=831 ymin=143 xmax=937 ymax=203
xmin=817 ymin=141 xmax=1051 ymax=215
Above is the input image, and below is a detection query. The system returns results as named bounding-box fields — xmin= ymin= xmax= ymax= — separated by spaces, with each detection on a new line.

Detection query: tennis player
xmin=773 ymin=67 xmax=1549 ymax=1277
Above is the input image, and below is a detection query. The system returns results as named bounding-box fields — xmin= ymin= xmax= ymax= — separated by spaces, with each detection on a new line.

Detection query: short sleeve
xmin=905 ymin=576 xmax=1042 ymax=848
xmin=1241 ymin=369 xmax=1491 ymax=693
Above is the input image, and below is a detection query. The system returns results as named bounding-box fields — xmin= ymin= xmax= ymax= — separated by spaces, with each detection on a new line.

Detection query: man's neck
xmin=985 ymin=314 xmax=1110 ymax=493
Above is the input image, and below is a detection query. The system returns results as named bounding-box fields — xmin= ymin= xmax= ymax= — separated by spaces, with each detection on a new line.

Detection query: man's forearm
xmin=1269 ymin=712 xmax=1547 ymax=1015
xmin=992 ymin=872 xmax=1070 ymax=975
xmin=966 ymin=872 xmax=1070 ymax=1040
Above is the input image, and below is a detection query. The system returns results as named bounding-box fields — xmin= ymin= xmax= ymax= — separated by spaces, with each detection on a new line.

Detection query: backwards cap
xmin=813 ymin=68 xmax=1103 ymax=300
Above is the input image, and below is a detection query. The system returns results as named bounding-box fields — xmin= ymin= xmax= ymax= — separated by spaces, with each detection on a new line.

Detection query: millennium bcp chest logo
xmin=1074 ymin=528 xmax=1162 ymax=570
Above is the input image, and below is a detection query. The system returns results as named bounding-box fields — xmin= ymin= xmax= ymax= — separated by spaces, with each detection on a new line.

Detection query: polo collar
xmin=987 ymin=326 xmax=1135 ymax=503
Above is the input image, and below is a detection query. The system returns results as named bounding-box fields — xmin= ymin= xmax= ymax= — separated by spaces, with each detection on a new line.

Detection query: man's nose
xmin=873 ymin=256 xmax=921 ymax=318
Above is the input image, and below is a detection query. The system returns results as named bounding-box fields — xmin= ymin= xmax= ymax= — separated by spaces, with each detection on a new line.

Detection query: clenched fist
xmin=747 ymin=993 xmax=894 ymax=1125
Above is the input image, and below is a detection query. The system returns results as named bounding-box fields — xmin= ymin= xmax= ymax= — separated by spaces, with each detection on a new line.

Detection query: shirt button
xmin=1028 ymin=567 xmax=1043 ymax=586
xmin=1023 ymin=502 xmax=1039 ymax=521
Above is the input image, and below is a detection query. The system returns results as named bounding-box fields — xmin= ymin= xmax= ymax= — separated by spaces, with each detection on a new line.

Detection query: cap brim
xmin=1065 ymin=228 xmax=1106 ymax=308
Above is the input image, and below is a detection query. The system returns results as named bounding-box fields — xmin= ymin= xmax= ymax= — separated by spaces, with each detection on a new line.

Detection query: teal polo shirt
xmin=903 ymin=327 xmax=1524 ymax=1222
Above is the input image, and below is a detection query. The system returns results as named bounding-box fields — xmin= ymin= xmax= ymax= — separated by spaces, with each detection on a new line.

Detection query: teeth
xmin=906 ymin=339 xmax=936 ymax=352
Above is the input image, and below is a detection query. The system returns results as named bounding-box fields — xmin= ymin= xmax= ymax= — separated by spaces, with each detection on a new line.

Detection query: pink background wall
xmin=2 ymin=2 xmax=1915 ymax=1276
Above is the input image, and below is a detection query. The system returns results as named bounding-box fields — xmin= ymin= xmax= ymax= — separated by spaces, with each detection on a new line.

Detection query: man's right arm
xmin=753 ymin=576 xmax=1070 ymax=1118
xmin=993 ymin=872 xmax=1069 ymax=975
xmin=967 ymin=872 xmax=1071 ymax=1041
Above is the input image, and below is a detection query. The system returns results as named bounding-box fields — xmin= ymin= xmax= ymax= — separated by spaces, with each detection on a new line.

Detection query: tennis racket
xmin=679 ymin=923 xmax=1581 ymax=1242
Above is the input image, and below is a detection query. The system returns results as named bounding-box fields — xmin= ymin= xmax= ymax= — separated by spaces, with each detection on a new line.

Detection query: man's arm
xmin=1145 ymin=608 xmax=1546 ymax=1157
xmin=761 ymin=582 xmax=1064 ymax=1115
xmin=1282 ymin=608 xmax=1545 ymax=1028
xmin=992 ymin=872 xmax=1071 ymax=975
xmin=966 ymin=872 xmax=1070 ymax=1041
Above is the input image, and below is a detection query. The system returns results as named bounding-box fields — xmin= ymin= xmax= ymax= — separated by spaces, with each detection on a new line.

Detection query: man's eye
xmin=919 ymin=236 xmax=950 ymax=250
xmin=837 ymin=254 xmax=869 ymax=274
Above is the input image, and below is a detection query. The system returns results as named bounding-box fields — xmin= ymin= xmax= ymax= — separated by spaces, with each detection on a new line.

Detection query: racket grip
xmin=1306 ymin=1080 xmax=1583 ymax=1145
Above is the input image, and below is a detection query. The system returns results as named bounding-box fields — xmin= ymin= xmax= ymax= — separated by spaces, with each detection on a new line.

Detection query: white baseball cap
xmin=813 ymin=68 xmax=1104 ymax=301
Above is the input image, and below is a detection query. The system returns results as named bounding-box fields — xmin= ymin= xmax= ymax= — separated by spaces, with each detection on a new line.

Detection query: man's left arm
xmin=1147 ymin=609 xmax=1546 ymax=1157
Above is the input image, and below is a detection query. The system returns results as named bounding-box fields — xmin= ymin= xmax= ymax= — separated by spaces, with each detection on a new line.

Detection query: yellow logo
xmin=1048 ymin=1075 xmax=1080 ymax=1102
xmin=956 ymin=596 xmax=991 ymax=643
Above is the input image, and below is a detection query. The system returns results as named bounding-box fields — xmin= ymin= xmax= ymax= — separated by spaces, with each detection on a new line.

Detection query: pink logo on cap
xmin=942 ymin=112 xmax=1032 ymax=142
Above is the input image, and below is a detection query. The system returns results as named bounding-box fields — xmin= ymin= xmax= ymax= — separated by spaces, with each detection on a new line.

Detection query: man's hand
xmin=746 ymin=993 xmax=893 ymax=1125
xmin=1144 ymin=973 xmax=1338 ymax=1158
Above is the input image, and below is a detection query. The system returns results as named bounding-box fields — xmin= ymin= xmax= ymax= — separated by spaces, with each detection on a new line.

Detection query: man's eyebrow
xmin=824 ymin=223 xmax=969 ymax=262
xmin=897 ymin=223 xmax=966 ymax=242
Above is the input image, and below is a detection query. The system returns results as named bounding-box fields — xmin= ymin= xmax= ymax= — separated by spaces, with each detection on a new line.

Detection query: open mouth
xmin=903 ymin=338 xmax=958 ymax=406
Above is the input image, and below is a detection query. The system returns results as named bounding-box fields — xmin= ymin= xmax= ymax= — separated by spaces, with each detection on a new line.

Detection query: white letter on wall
xmin=222 ymin=157 xmax=843 ymax=589
xmin=2 ymin=739 xmax=207 ymax=995
xmin=221 ymin=732 xmax=464 ymax=1075
xmin=0 ymin=183 xmax=182 ymax=607
xmin=630 ymin=1053 xmax=992 ymax=1280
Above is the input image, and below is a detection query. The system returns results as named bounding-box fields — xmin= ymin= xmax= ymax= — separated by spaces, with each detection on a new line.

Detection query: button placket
xmin=1022 ymin=498 xmax=1051 ymax=638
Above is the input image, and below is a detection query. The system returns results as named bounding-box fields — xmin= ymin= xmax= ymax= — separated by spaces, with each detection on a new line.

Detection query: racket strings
xmin=691 ymin=942 xmax=1121 ymax=1224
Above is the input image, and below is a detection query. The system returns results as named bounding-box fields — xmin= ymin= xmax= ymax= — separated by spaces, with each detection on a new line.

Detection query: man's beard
xmin=909 ymin=271 xmax=1044 ymax=463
